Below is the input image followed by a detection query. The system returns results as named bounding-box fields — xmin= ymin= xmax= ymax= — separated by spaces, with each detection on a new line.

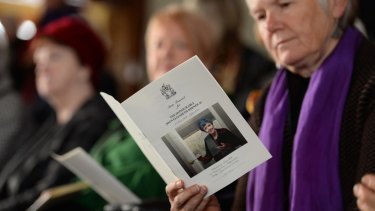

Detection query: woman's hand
xmin=166 ymin=179 xmax=221 ymax=211
xmin=354 ymin=174 xmax=375 ymax=210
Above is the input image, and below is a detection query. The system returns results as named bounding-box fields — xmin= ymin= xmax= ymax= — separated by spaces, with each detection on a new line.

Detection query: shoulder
xmin=216 ymin=128 xmax=227 ymax=132
xmin=350 ymin=39 xmax=375 ymax=109
xmin=217 ymin=128 xmax=231 ymax=134
xmin=354 ymin=39 xmax=375 ymax=74
xmin=342 ymin=38 xmax=375 ymax=138
xmin=73 ymin=95 xmax=115 ymax=125
xmin=204 ymin=134 xmax=212 ymax=141
xmin=60 ymin=96 xmax=116 ymax=150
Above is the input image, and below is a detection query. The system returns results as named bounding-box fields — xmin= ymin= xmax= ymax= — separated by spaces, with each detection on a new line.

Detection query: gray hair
xmin=318 ymin=0 xmax=357 ymax=38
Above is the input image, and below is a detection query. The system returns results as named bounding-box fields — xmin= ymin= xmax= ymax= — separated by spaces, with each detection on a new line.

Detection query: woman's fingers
xmin=166 ymin=180 xmax=218 ymax=211
xmin=354 ymin=174 xmax=375 ymax=210
xmin=194 ymin=194 xmax=213 ymax=211
xmin=170 ymin=184 xmax=208 ymax=211
xmin=362 ymin=175 xmax=375 ymax=191
xmin=166 ymin=180 xmax=184 ymax=202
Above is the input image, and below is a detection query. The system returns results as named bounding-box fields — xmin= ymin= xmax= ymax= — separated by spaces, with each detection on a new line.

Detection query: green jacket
xmin=78 ymin=119 xmax=166 ymax=210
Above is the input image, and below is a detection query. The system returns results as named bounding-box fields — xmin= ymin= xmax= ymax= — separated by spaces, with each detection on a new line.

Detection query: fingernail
xmin=201 ymin=186 xmax=208 ymax=194
xmin=194 ymin=185 xmax=201 ymax=193
xmin=362 ymin=176 xmax=370 ymax=186
xmin=176 ymin=180 xmax=182 ymax=188
xmin=353 ymin=184 xmax=360 ymax=195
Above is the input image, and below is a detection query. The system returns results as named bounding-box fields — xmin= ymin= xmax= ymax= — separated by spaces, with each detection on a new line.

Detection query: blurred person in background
xmin=145 ymin=4 xmax=216 ymax=81
xmin=0 ymin=23 xmax=28 ymax=172
xmin=166 ymin=0 xmax=375 ymax=210
xmin=31 ymin=0 xmax=83 ymax=125
xmin=8 ymin=0 xmax=84 ymax=130
xmin=60 ymin=4 xmax=218 ymax=211
xmin=0 ymin=16 xmax=115 ymax=210
xmin=146 ymin=3 xmax=240 ymax=210
xmin=184 ymin=0 xmax=276 ymax=119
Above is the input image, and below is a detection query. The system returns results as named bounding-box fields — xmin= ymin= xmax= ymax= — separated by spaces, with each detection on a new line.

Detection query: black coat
xmin=0 ymin=95 xmax=115 ymax=211
xmin=248 ymin=38 xmax=375 ymax=211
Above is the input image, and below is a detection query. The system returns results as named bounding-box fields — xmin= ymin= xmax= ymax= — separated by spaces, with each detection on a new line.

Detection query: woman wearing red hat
xmin=0 ymin=16 xmax=115 ymax=210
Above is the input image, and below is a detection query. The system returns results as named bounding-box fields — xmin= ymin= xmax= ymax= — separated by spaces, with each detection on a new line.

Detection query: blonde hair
xmin=145 ymin=4 xmax=216 ymax=67
xmin=183 ymin=0 xmax=244 ymax=41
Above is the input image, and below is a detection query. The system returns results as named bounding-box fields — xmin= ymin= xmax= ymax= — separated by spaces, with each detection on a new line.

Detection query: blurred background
xmin=1 ymin=0 xmax=374 ymax=107
xmin=0 ymin=0 xmax=264 ymax=101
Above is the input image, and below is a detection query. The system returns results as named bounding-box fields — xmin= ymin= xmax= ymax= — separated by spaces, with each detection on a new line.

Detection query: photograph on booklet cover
xmin=162 ymin=102 xmax=247 ymax=177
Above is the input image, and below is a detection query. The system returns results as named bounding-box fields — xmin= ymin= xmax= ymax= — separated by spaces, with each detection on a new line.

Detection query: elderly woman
xmin=165 ymin=0 xmax=375 ymax=210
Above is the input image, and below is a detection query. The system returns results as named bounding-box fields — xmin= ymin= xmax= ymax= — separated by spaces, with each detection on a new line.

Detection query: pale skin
xmin=166 ymin=180 xmax=220 ymax=211
xmin=354 ymin=175 xmax=375 ymax=211
xmin=33 ymin=40 xmax=94 ymax=124
xmin=166 ymin=0 xmax=375 ymax=210
xmin=146 ymin=19 xmax=195 ymax=81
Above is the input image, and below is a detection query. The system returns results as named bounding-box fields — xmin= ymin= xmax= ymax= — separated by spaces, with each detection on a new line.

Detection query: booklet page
xmin=100 ymin=93 xmax=177 ymax=183
xmin=120 ymin=56 xmax=271 ymax=196
xmin=52 ymin=147 xmax=141 ymax=205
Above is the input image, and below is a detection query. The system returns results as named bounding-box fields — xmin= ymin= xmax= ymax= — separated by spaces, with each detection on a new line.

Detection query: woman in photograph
xmin=197 ymin=118 xmax=245 ymax=163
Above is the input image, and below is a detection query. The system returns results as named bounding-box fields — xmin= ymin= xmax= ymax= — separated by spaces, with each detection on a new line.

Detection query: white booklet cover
xmin=52 ymin=147 xmax=141 ymax=204
xmin=101 ymin=56 xmax=271 ymax=196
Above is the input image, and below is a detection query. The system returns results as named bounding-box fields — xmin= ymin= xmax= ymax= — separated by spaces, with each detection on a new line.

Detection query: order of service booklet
xmin=101 ymin=56 xmax=271 ymax=196
xmin=52 ymin=148 xmax=141 ymax=204
xmin=28 ymin=148 xmax=140 ymax=211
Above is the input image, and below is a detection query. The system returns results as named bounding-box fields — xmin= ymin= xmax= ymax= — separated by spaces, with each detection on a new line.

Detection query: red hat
xmin=38 ymin=15 xmax=107 ymax=89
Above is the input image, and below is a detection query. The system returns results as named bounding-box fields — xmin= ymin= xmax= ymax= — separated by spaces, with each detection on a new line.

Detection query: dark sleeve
xmin=351 ymin=95 xmax=375 ymax=209
xmin=220 ymin=129 xmax=246 ymax=147
xmin=339 ymin=40 xmax=375 ymax=210
xmin=40 ymin=113 xmax=115 ymax=187
xmin=354 ymin=48 xmax=375 ymax=176
xmin=0 ymin=189 xmax=38 ymax=210
xmin=204 ymin=137 xmax=212 ymax=157
xmin=0 ymin=112 xmax=114 ymax=210
xmin=357 ymin=101 xmax=375 ymax=174
xmin=0 ymin=159 xmax=67 ymax=210
xmin=39 ymin=113 xmax=114 ymax=190
xmin=0 ymin=93 xmax=24 ymax=171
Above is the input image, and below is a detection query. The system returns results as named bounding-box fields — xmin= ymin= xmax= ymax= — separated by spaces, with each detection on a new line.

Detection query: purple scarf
xmin=247 ymin=27 xmax=363 ymax=211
